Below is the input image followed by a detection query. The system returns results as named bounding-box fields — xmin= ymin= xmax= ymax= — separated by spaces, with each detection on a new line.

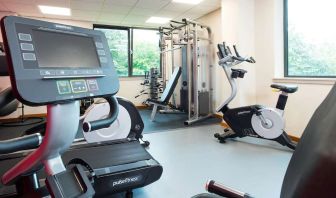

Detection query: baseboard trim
xmin=136 ymin=105 xmax=149 ymax=110
xmin=287 ymin=135 xmax=300 ymax=142
xmin=215 ymin=113 xmax=300 ymax=142
xmin=213 ymin=113 xmax=223 ymax=119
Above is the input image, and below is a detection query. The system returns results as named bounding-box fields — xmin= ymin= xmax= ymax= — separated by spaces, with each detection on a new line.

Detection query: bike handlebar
xmin=0 ymin=133 xmax=42 ymax=154
xmin=83 ymin=96 xmax=119 ymax=132
xmin=217 ymin=42 xmax=256 ymax=66
xmin=233 ymin=45 xmax=240 ymax=57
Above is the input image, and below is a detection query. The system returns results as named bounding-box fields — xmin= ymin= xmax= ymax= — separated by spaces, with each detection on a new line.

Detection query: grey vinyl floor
xmin=133 ymin=124 xmax=293 ymax=198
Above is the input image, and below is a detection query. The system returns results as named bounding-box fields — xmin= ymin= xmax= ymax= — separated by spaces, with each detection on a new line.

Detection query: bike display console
xmin=1 ymin=16 xmax=119 ymax=105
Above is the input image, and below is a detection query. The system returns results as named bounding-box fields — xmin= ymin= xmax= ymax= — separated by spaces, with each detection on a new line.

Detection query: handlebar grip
xmin=0 ymin=133 xmax=42 ymax=154
xmin=232 ymin=56 xmax=246 ymax=61
xmin=223 ymin=42 xmax=228 ymax=56
xmin=247 ymin=57 xmax=256 ymax=63
xmin=218 ymin=56 xmax=233 ymax=65
xmin=83 ymin=96 xmax=119 ymax=132
xmin=206 ymin=180 xmax=253 ymax=198
xmin=226 ymin=46 xmax=232 ymax=55
xmin=233 ymin=45 xmax=241 ymax=57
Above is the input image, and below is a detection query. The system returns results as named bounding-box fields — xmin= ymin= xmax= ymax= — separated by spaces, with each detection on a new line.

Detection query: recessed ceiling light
xmin=38 ymin=5 xmax=71 ymax=16
xmin=172 ymin=0 xmax=203 ymax=5
xmin=146 ymin=17 xmax=171 ymax=24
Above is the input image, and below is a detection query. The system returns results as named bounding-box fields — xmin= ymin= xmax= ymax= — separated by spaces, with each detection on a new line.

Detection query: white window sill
xmin=119 ymin=77 xmax=145 ymax=81
xmin=273 ymin=77 xmax=336 ymax=85
xmin=119 ymin=77 xmax=163 ymax=81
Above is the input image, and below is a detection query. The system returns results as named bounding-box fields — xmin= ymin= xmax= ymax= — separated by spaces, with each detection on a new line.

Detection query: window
xmin=132 ymin=29 xmax=160 ymax=76
xmin=94 ymin=25 xmax=160 ymax=77
xmin=94 ymin=27 xmax=129 ymax=76
xmin=284 ymin=0 xmax=336 ymax=77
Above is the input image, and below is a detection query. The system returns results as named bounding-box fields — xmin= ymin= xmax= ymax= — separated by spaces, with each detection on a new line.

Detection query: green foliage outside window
xmin=95 ymin=27 xmax=160 ymax=77
xmin=95 ymin=28 xmax=129 ymax=76
xmin=286 ymin=0 xmax=336 ymax=77
xmin=132 ymin=29 xmax=160 ymax=76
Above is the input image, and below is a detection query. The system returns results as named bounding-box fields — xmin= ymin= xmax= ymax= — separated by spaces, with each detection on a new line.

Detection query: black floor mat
xmin=139 ymin=109 xmax=222 ymax=133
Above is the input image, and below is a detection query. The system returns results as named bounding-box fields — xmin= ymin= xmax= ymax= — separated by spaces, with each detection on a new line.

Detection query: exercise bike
xmin=214 ymin=42 xmax=297 ymax=150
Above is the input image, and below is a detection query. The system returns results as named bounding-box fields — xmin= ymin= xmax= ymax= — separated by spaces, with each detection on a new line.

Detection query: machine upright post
xmin=160 ymin=33 xmax=167 ymax=88
xmin=171 ymin=29 xmax=174 ymax=70
xmin=186 ymin=25 xmax=192 ymax=119
xmin=193 ymin=26 xmax=199 ymax=119
xmin=208 ymin=27 xmax=213 ymax=113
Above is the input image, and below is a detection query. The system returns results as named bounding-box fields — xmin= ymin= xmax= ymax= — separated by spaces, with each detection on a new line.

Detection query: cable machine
xmin=159 ymin=18 xmax=213 ymax=125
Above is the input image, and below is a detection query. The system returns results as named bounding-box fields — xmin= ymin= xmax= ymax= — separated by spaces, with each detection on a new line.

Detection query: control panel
xmin=1 ymin=16 xmax=119 ymax=105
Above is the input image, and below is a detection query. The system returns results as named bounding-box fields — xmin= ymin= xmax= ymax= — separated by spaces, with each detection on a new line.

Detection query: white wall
xmin=0 ymin=13 xmax=147 ymax=118
xmin=220 ymin=0 xmax=256 ymax=107
xmin=254 ymin=0 xmax=333 ymax=137
xmin=197 ymin=1 xmax=256 ymax=110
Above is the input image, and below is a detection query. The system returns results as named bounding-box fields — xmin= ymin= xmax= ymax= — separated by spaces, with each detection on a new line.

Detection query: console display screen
xmin=33 ymin=29 xmax=100 ymax=68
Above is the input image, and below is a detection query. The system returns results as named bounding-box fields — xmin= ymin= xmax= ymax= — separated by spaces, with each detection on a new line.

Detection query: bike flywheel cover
xmin=83 ymin=103 xmax=131 ymax=143
xmin=251 ymin=108 xmax=284 ymax=139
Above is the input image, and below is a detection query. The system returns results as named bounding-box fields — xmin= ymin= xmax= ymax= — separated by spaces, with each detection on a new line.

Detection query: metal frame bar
xmin=186 ymin=25 xmax=192 ymax=119
xmin=193 ymin=27 xmax=199 ymax=120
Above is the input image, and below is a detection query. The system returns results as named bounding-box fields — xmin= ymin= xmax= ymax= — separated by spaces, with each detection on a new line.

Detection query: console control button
xmin=97 ymin=49 xmax=106 ymax=56
xmin=57 ymin=80 xmax=71 ymax=94
xmin=70 ymin=80 xmax=88 ymax=93
xmin=20 ymin=43 xmax=34 ymax=51
xmin=99 ymin=57 xmax=107 ymax=63
xmin=22 ymin=53 xmax=36 ymax=61
xmin=87 ymin=79 xmax=99 ymax=91
xmin=95 ymin=42 xmax=103 ymax=48
xmin=18 ymin=33 xmax=32 ymax=41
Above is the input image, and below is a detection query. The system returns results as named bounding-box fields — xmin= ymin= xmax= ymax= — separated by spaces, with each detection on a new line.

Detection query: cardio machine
xmin=0 ymin=16 xmax=162 ymax=197
xmin=214 ymin=42 xmax=297 ymax=150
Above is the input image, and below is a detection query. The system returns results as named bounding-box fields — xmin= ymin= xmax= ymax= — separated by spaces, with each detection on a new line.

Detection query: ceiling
xmin=0 ymin=0 xmax=221 ymax=27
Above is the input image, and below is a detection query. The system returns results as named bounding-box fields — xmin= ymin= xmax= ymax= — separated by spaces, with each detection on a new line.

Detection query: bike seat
xmin=271 ymin=84 xmax=298 ymax=93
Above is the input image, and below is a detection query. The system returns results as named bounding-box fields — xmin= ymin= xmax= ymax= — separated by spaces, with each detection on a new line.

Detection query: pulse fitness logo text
xmin=112 ymin=175 xmax=142 ymax=187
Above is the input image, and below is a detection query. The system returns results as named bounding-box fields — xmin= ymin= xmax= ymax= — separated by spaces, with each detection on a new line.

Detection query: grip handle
xmin=83 ymin=96 xmax=119 ymax=132
xmin=233 ymin=45 xmax=240 ymax=57
xmin=206 ymin=180 xmax=253 ymax=198
xmin=0 ymin=133 xmax=42 ymax=154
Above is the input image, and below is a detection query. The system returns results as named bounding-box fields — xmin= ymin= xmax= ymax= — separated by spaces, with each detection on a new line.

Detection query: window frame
xmin=283 ymin=0 xmax=336 ymax=78
xmin=93 ymin=24 xmax=161 ymax=77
